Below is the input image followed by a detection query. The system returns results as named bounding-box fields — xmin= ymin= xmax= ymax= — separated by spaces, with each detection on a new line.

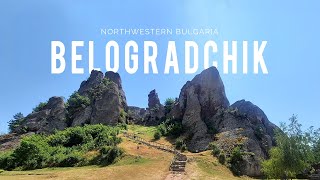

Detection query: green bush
xmin=1 ymin=124 xmax=122 ymax=171
xmin=209 ymin=143 xmax=220 ymax=156
xmin=218 ymin=152 xmax=226 ymax=165
xmin=181 ymin=143 xmax=187 ymax=152
xmin=175 ymin=138 xmax=184 ymax=149
xmin=0 ymin=151 xmax=15 ymax=170
xmin=97 ymin=146 xmax=123 ymax=165
xmin=66 ymin=92 xmax=91 ymax=124
xmin=154 ymin=131 xmax=161 ymax=140
xmin=229 ymin=146 xmax=244 ymax=176
xmin=58 ymin=151 xmax=84 ymax=167
xmin=156 ymin=118 xmax=183 ymax=138
xmin=164 ymin=98 xmax=175 ymax=114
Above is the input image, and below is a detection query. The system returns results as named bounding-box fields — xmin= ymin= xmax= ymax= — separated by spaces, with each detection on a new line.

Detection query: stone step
xmin=170 ymin=166 xmax=185 ymax=172
xmin=171 ymin=161 xmax=186 ymax=166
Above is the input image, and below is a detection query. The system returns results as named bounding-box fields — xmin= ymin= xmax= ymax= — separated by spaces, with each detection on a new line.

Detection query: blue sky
xmin=0 ymin=0 xmax=319 ymax=133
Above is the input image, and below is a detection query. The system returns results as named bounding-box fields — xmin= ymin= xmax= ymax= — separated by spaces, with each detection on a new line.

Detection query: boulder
xmin=14 ymin=96 xmax=67 ymax=134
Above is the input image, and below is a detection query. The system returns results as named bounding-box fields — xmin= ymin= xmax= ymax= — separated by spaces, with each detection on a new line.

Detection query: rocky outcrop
xmin=164 ymin=67 xmax=277 ymax=176
xmin=78 ymin=70 xmax=104 ymax=96
xmin=14 ymin=96 xmax=67 ymax=134
xmin=144 ymin=90 xmax=165 ymax=125
xmin=127 ymin=106 xmax=147 ymax=124
xmin=105 ymin=71 xmax=128 ymax=111
xmin=231 ymin=100 xmax=277 ymax=138
xmin=148 ymin=89 xmax=161 ymax=109
xmin=72 ymin=70 xmax=128 ymax=126
xmin=211 ymin=101 xmax=277 ymax=177
xmin=172 ymin=67 xmax=229 ymax=152
xmin=127 ymin=90 xmax=166 ymax=126
xmin=0 ymin=132 xmax=34 ymax=151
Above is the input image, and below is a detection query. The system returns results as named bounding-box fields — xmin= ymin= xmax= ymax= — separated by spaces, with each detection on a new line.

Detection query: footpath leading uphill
xmin=123 ymin=132 xmax=187 ymax=174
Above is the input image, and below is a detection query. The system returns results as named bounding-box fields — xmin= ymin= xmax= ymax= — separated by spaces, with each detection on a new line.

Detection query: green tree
xmin=32 ymin=102 xmax=48 ymax=113
xmin=262 ymin=115 xmax=316 ymax=179
xmin=8 ymin=112 xmax=24 ymax=133
xmin=66 ymin=92 xmax=91 ymax=124
xmin=154 ymin=131 xmax=161 ymax=140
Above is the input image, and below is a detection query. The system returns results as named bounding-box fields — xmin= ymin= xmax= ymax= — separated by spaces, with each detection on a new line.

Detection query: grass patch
xmin=127 ymin=125 xmax=157 ymax=140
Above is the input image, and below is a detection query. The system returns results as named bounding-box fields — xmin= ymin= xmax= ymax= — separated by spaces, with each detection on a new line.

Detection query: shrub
xmin=154 ymin=131 xmax=161 ymax=140
xmin=66 ymin=92 xmax=91 ymax=123
xmin=164 ymin=98 xmax=175 ymax=114
xmin=98 ymin=146 xmax=123 ymax=165
xmin=229 ymin=146 xmax=244 ymax=176
xmin=175 ymin=138 xmax=184 ymax=149
xmin=180 ymin=143 xmax=187 ymax=152
xmin=209 ymin=143 xmax=220 ymax=156
xmin=0 ymin=151 xmax=15 ymax=170
xmin=59 ymin=151 xmax=84 ymax=167
xmin=12 ymin=135 xmax=51 ymax=170
xmin=157 ymin=123 xmax=167 ymax=135
xmin=119 ymin=109 xmax=127 ymax=124
xmin=116 ymin=123 xmax=128 ymax=130
xmin=32 ymin=102 xmax=48 ymax=113
xmin=156 ymin=118 xmax=183 ymax=138
xmin=2 ymin=124 xmax=122 ymax=170
xmin=218 ymin=152 xmax=226 ymax=165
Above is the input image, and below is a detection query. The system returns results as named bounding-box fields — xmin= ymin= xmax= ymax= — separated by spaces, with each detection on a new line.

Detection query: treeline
xmin=0 ymin=124 xmax=125 ymax=170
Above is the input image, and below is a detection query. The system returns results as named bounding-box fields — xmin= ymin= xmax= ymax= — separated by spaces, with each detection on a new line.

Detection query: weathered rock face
xmin=231 ymin=100 xmax=277 ymax=138
xmin=175 ymin=67 xmax=229 ymax=152
xmin=148 ymin=89 xmax=161 ymax=109
xmin=210 ymin=100 xmax=277 ymax=177
xmin=166 ymin=67 xmax=277 ymax=176
xmin=105 ymin=71 xmax=128 ymax=111
xmin=14 ymin=96 xmax=67 ymax=134
xmin=78 ymin=70 xmax=104 ymax=96
xmin=127 ymin=106 xmax=147 ymax=124
xmin=90 ymin=81 xmax=124 ymax=125
xmin=0 ymin=132 xmax=34 ymax=151
xmin=144 ymin=89 xmax=165 ymax=126
xmin=72 ymin=70 xmax=128 ymax=126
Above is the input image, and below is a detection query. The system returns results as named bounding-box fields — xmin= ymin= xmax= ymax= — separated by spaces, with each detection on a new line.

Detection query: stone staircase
xmin=123 ymin=132 xmax=187 ymax=173
xmin=169 ymin=153 xmax=187 ymax=173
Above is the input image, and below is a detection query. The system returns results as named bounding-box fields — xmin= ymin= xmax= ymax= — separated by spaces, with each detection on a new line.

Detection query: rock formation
xmin=78 ymin=70 xmax=104 ymax=96
xmin=105 ymin=71 xmax=128 ymax=111
xmin=170 ymin=67 xmax=229 ymax=152
xmin=72 ymin=70 xmax=128 ymax=126
xmin=127 ymin=106 xmax=147 ymax=124
xmin=14 ymin=96 xmax=67 ymax=134
xmin=166 ymin=67 xmax=277 ymax=176
xmin=4 ymin=67 xmax=278 ymax=177
xmin=143 ymin=89 xmax=165 ymax=125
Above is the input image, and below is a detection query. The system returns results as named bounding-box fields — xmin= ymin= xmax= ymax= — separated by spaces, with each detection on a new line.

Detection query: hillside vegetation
xmin=0 ymin=124 xmax=248 ymax=180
